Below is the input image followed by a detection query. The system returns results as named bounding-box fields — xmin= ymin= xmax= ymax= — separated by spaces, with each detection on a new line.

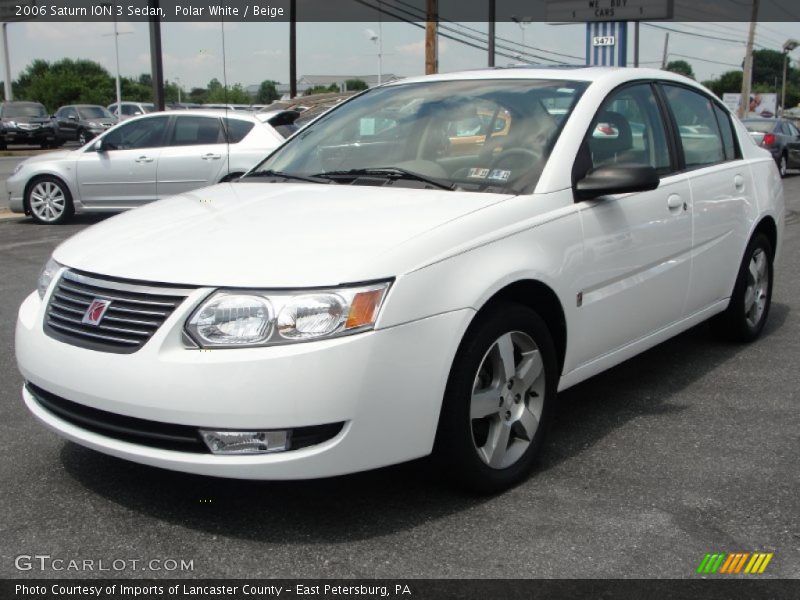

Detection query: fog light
xmin=199 ymin=429 xmax=289 ymax=454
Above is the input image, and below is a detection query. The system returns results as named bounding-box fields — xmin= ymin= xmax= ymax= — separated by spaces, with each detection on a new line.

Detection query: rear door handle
xmin=201 ymin=153 xmax=222 ymax=160
xmin=135 ymin=156 xmax=154 ymax=163
xmin=734 ymin=174 xmax=745 ymax=192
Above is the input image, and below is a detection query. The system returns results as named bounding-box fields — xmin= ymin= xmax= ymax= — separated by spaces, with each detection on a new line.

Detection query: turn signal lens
xmin=346 ymin=288 xmax=386 ymax=330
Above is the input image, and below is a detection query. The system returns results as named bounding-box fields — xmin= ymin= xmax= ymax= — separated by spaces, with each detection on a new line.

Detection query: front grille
xmin=27 ymin=383 xmax=346 ymax=454
xmin=44 ymin=269 xmax=194 ymax=353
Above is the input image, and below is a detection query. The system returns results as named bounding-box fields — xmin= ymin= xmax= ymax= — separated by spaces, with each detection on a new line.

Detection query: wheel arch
xmin=23 ymin=173 xmax=75 ymax=215
xmin=472 ymin=279 xmax=568 ymax=377
xmin=752 ymin=214 xmax=778 ymax=259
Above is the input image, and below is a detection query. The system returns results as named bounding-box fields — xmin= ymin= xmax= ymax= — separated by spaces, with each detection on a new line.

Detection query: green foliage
xmin=256 ymin=80 xmax=279 ymax=104
xmin=665 ymin=60 xmax=695 ymax=80
xmin=13 ymin=59 xmax=115 ymax=111
xmin=205 ymin=81 xmax=251 ymax=104
xmin=304 ymin=83 xmax=340 ymax=96
xmin=344 ymin=79 xmax=368 ymax=91
xmin=703 ymin=52 xmax=800 ymax=110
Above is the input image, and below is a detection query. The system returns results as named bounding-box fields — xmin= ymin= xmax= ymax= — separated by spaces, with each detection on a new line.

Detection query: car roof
xmin=386 ymin=65 xmax=702 ymax=87
xmin=129 ymin=109 xmax=260 ymax=122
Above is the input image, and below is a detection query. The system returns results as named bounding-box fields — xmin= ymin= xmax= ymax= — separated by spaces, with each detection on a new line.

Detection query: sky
xmin=4 ymin=19 xmax=799 ymax=91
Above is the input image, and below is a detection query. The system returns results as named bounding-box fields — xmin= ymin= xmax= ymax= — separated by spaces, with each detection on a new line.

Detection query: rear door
xmin=56 ymin=106 xmax=78 ymax=141
xmin=156 ymin=114 xmax=228 ymax=198
xmin=76 ymin=115 xmax=169 ymax=206
xmin=659 ymin=84 xmax=752 ymax=314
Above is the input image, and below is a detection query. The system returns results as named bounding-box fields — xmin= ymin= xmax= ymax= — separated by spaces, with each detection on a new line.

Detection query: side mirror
xmin=133 ymin=111 xmax=142 ymax=116
xmin=68 ymin=115 xmax=78 ymax=121
xmin=94 ymin=139 xmax=106 ymax=152
xmin=575 ymin=165 xmax=660 ymax=201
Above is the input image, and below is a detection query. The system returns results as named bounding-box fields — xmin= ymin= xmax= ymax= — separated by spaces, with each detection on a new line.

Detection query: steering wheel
xmin=490 ymin=147 xmax=541 ymax=171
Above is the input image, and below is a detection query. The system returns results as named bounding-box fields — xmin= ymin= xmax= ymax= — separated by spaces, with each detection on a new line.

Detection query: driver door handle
xmin=667 ymin=194 xmax=685 ymax=211
xmin=135 ymin=156 xmax=154 ymax=163
xmin=201 ymin=153 xmax=222 ymax=160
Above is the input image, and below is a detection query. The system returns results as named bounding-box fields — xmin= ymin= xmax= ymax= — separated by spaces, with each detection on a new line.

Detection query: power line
xmin=643 ymin=23 xmax=762 ymax=47
xmin=668 ymin=52 xmax=742 ymax=68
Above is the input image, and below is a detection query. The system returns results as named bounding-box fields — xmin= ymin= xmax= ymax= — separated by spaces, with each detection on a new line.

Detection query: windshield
xmin=142 ymin=104 xmax=155 ymax=113
xmin=2 ymin=103 xmax=47 ymax=118
xmin=78 ymin=106 xmax=114 ymax=119
xmin=248 ymin=79 xmax=587 ymax=193
xmin=742 ymin=120 xmax=776 ymax=133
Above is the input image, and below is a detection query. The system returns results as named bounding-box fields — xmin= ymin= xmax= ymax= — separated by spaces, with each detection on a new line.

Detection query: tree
xmin=703 ymin=70 xmax=742 ymax=98
xmin=256 ymin=80 xmax=279 ymax=104
xmin=665 ymin=60 xmax=695 ymax=80
xmin=13 ymin=59 xmax=115 ymax=111
xmin=205 ymin=80 xmax=251 ymax=104
xmin=345 ymin=79 xmax=368 ymax=92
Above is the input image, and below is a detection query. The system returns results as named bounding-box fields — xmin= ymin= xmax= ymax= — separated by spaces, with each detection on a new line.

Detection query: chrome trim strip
xmin=63 ymin=270 xmax=195 ymax=297
xmin=46 ymin=321 xmax=141 ymax=345
xmin=58 ymin=282 xmax=180 ymax=307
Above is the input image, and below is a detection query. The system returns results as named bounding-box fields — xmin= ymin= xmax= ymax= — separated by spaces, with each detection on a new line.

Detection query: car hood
xmin=2 ymin=116 xmax=50 ymax=124
xmin=21 ymin=149 xmax=78 ymax=166
xmin=54 ymin=182 xmax=512 ymax=287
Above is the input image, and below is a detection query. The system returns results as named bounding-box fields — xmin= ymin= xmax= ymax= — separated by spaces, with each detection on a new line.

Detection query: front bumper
xmin=16 ymin=290 xmax=473 ymax=479
xmin=2 ymin=128 xmax=55 ymax=144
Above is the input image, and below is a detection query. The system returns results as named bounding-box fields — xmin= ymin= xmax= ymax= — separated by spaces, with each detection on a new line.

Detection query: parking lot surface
xmin=0 ymin=176 xmax=798 ymax=579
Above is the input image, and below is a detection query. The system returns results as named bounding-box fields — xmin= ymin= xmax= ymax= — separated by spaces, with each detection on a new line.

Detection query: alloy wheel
xmin=470 ymin=331 xmax=545 ymax=469
xmin=29 ymin=181 xmax=66 ymax=223
xmin=78 ymin=131 xmax=87 ymax=145
xmin=780 ymin=155 xmax=787 ymax=177
xmin=744 ymin=247 xmax=769 ymax=328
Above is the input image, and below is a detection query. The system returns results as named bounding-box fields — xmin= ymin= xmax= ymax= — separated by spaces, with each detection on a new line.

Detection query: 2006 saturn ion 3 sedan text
xmin=16 ymin=68 xmax=784 ymax=491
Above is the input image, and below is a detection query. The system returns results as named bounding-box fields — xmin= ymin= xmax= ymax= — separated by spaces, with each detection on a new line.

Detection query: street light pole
xmin=511 ymin=16 xmax=531 ymax=62
xmin=113 ymin=11 xmax=122 ymax=114
xmin=781 ymin=39 xmax=799 ymax=117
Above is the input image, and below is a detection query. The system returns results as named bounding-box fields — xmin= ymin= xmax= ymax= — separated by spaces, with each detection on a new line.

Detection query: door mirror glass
xmin=574 ymin=165 xmax=660 ymax=200
xmin=68 ymin=115 xmax=78 ymax=121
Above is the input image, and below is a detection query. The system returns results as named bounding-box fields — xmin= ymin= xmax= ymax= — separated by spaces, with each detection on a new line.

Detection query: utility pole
xmin=289 ymin=0 xmax=297 ymax=98
xmin=148 ymin=0 xmax=165 ymax=111
xmin=1 ymin=23 xmax=11 ymax=101
xmin=739 ymin=0 xmax=759 ymax=119
xmin=488 ymin=0 xmax=495 ymax=67
xmin=633 ymin=21 xmax=640 ymax=67
xmin=425 ymin=0 xmax=438 ymax=75
xmin=781 ymin=40 xmax=799 ymax=117
xmin=113 ymin=6 xmax=122 ymax=114
xmin=660 ymin=33 xmax=669 ymax=69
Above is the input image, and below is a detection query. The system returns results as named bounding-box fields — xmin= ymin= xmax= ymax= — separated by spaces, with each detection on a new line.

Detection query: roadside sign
xmin=546 ymin=0 xmax=674 ymax=22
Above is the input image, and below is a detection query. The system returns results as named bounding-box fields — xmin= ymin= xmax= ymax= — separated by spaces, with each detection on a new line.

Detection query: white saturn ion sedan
xmin=7 ymin=110 xmax=294 ymax=224
xmin=16 ymin=68 xmax=784 ymax=492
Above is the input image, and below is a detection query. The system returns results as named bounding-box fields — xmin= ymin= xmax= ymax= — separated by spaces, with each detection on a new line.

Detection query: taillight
xmin=762 ymin=133 xmax=776 ymax=146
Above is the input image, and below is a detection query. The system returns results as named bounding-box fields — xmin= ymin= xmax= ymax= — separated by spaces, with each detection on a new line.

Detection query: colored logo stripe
xmin=697 ymin=553 xmax=773 ymax=574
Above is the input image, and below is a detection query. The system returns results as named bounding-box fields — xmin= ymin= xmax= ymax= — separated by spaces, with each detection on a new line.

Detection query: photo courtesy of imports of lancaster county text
xmin=1 ymin=0 xmax=800 ymax=598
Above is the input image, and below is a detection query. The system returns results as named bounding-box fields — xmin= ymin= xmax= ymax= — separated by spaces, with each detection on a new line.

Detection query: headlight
xmin=88 ymin=121 xmax=100 ymax=127
xmin=185 ymin=281 xmax=391 ymax=348
xmin=37 ymin=257 xmax=62 ymax=299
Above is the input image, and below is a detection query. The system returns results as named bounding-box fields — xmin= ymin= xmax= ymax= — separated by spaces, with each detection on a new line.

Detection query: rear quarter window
xmin=223 ymin=119 xmax=255 ymax=143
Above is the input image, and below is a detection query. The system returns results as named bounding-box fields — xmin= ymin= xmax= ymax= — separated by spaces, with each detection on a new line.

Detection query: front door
xmin=572 ymin=83 xmax=693 ymax=366
xmin=76 ymin=115 xmax=170 ymax=207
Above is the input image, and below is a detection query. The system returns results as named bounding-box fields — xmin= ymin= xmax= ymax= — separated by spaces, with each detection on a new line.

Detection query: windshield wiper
xmin=313 ymin=167 xmax=457 ymax=191
xmin=244 ymin=169 xmax=330 ymax=184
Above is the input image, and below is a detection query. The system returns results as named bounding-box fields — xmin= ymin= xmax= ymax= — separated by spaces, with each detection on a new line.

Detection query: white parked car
xmin=7 ymin=110 xmax=291 ymax=224
xmin=16 ymin=68 xmax=784 ymax=491
xmin=107 ymin=101 xmax=156 ymax=121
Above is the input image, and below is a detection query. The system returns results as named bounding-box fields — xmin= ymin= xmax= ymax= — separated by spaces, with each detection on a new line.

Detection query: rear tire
xmin=713 ymin=233 xmax=773 ymax=342
xmin=779 ymin=153 xmax=788 ymax=178
xmin=435 ymin=303 xmax=557 ymax=493
xmin=77 ymin=129 xmax=88 ymax=146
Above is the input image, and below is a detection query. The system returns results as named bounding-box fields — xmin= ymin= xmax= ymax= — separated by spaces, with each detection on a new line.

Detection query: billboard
xmin=722 ymin=93 xmax=778 ymax=118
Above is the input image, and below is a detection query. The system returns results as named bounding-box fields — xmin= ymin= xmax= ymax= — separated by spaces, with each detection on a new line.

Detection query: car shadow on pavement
xmin=540 ymin=302 xmax=790 ymax=472
xmin=59 ymin=303 xmax=790 ymax=543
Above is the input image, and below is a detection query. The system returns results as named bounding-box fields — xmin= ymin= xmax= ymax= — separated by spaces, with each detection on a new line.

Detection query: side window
xmin=662 ymin=85 xmax=725 ymax=168
xmin=102 ymin=116 xmax=169 ymax=150
xmin=223 ymin=118 xmax=255 ymax=143
xmin=66 ymin=107 xmax=78 ymax=120
xmin=712 ymin=104 xmax=739 ymax=161
xmin=121 ymin=105 xmax=138 ymax=116
xmin=579 ymin=83 xmax=672 ymax=178
xmin=108 ymin=104 xmax=117 ymax=115
xmin=56 ymin=108 xmax=66 ymax=119
xmin=787 ymin=122 xmax=800 ymax=138
xmin=170 ymin=116 xmax=224 ymax=146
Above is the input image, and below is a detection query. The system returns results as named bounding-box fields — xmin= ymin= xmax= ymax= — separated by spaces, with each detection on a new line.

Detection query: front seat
xmin=589 ymin=111 xmax=633 ymax=165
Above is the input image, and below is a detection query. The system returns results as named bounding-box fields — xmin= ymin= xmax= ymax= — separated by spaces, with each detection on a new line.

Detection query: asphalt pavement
xmin=0 ymin=176 xmax=798 ymax=579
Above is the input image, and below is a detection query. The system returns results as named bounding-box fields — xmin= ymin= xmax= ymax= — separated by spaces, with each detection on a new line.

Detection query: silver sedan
xmin=7 ymin=110 xmax=293 ymax=224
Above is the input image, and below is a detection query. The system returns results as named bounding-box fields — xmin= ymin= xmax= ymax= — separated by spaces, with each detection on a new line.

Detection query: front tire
xmin=26 ymin=176 xmax=74 ymax=225
xmin=714 ymin=233 xmax=773 ymax=342
xmin=77 ymin=129 xmax=88 ymax=146
xmin=435 ymin=303 xmax=557 ymax=493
